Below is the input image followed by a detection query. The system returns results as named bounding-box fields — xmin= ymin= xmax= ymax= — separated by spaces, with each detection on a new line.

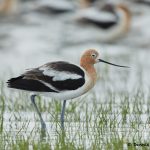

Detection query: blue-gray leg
xmin=60 ymin=100 xmax=66 ymax=129
xmin=31 ymin=95 xmax=46 ymax=130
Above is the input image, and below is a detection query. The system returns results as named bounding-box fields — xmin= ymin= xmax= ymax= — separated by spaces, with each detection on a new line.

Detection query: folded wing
xmin=77 ymin=7 xmax=118 ymax=29
xmin=7 ymin=61 xmax=85 ymax=92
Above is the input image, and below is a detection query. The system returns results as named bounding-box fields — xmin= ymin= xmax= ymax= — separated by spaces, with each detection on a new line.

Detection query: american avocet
xmin=76 ymin=3 xmax=131 ymax=42
xmin=7 ymin=49 xmax=129 ymax=130
xmin=0 ymin=0 xmax=18 ymax=15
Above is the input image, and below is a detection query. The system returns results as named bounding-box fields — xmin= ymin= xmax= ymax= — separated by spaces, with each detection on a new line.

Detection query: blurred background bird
xmin=76 ymin=2 xmax=131 ymax=42
xmin=0 ymin=0 xmax=18 ymax=15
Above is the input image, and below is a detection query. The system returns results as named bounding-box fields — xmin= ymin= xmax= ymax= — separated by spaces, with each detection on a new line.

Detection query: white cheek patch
xmin=40 ymin=68 xmax=82 ymax=81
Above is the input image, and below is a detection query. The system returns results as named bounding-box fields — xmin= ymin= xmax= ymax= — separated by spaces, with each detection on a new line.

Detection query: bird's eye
xmin=91 ymin=53 xmax=96 ymax=58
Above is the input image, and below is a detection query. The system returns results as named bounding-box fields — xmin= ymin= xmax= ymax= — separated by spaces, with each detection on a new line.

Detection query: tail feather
xmin=7 ymin=76 xmax=24 ymax=89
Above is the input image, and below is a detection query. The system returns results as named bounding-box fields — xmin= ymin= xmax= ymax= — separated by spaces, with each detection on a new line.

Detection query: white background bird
xmin=76 ymin=3 xmax=131 ymax=42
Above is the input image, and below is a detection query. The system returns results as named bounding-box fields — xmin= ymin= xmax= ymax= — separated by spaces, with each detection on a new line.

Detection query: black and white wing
xmin=77 ymin=7 xmax=118 ymax=29
xmin=7 ymin=61 xmax=85 ymax=92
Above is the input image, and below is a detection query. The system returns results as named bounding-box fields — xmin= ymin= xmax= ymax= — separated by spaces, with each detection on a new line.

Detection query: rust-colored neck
xmin=118 ymin=5 xmax=131 ymax=32
xmin=80 ymin=61 xmax=97 ymax=86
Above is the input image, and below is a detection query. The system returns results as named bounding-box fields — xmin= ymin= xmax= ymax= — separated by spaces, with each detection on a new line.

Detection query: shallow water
xmin=0 ymin=0 xmax=150 ymax=148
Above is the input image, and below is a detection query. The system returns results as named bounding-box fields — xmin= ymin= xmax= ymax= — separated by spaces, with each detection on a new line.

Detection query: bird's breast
xmin=83 ymin=69 xmax=97 ymax=93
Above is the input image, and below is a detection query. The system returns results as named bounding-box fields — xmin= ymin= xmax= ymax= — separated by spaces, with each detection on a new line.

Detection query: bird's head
xmin=80 ymin=49 xmax=129 ymax=68
xmin=80 ymin=49 xmax=99 ymax=66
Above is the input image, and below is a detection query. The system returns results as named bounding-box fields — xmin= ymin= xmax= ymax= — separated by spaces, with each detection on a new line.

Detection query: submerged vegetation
xmin=0 ymin=50 xmax=149 ymax=149
xmin=0 ymin=80 xmax=150 ymax=149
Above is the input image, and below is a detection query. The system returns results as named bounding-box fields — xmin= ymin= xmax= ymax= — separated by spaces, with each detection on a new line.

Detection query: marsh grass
xmin=0 ymin=80 xmax=150 ymax=150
